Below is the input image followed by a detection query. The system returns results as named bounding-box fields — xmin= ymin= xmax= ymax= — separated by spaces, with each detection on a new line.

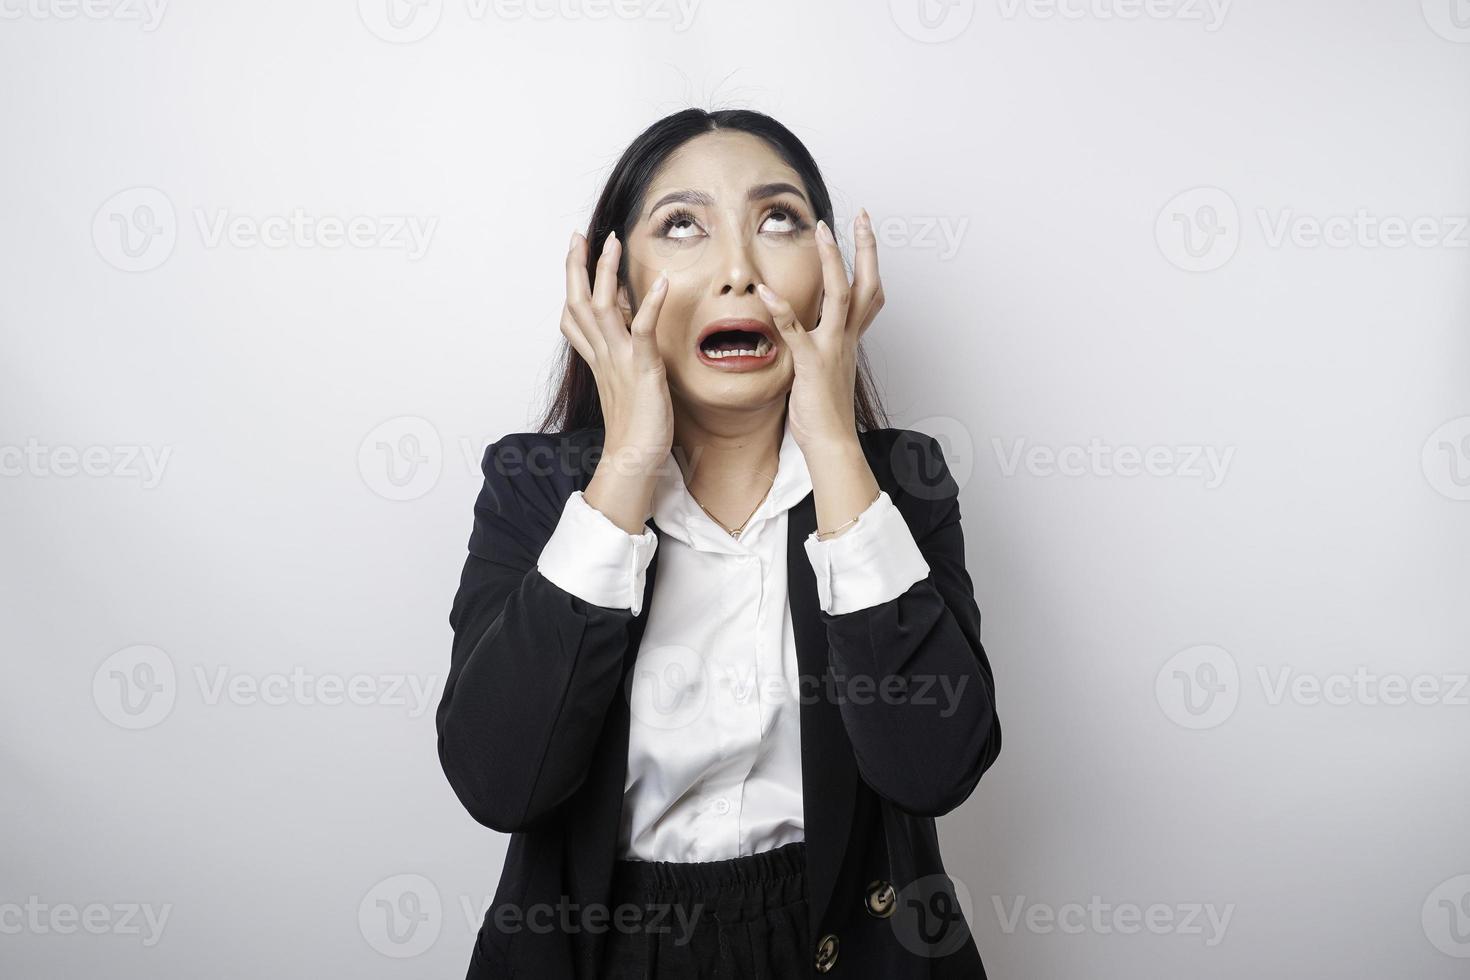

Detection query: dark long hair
xmin=535 ymin=107 xmax=890 ymax=435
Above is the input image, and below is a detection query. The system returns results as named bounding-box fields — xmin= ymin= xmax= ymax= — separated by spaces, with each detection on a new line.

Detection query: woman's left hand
xmin=757 ymin=208 xmax=884 ymax=455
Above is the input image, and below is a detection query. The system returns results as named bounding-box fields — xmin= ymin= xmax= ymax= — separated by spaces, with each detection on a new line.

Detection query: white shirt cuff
xmin=803 ymin=490 xmax=931 ymax=615
xmin=536 ymin=490 xmax=659 ymax=616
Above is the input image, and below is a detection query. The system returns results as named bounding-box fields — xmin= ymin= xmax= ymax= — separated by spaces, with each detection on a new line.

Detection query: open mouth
xmin=694 ymin=319 xmax=779 ymax=371
xmin=698 ymin=328 xmax=775 ymax=360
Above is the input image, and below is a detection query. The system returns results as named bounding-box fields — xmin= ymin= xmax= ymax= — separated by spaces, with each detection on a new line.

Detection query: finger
xmin=850 ymin=209 xmax=882 ymax=337
xmin=565 ymin=231 xmax=608 ymax=359
xmin=856 ymin=263 xmax=885 ymax=341
xmin=813 ymin=219 xmax=852 ymax=339
xmin=590 ymin=230 xmax=625 ymax=339
xmin=628 ymin=269 xmax=669 ymax=365
xmin=755 ymin=282 xmax=815 ymax=358
xmin=855 ymin=290 xmax=883 ymax=339
xmin=560 ymin=302 xmax=599 ymax=366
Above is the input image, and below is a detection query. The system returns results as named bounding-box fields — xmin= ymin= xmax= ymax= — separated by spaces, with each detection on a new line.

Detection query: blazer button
xmin=865 ymin=879 xmax=896 ymax=918
xmin=814 ymin=933 xmax=839 ymax=973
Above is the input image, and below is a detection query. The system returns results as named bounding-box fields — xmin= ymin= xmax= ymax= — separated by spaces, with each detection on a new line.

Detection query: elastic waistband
xmin=611 ymin=841 xmax=807 ymax=899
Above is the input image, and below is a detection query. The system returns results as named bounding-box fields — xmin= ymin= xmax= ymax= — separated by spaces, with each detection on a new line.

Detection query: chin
xmin=676 ymin=372 xmax=792 ymax=415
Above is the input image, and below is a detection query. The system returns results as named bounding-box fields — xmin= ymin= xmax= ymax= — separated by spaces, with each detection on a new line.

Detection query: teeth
xmin=706 ymin=338 xmax=772 ymax=358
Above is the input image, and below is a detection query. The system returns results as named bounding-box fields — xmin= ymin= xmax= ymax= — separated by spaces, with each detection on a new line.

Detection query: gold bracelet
xmin=815 ymin=489 xmax=881 ymax=541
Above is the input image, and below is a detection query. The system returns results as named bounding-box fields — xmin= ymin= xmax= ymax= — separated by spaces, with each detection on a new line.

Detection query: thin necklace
xmin=689 ymin=471 xmax=777 ymax=540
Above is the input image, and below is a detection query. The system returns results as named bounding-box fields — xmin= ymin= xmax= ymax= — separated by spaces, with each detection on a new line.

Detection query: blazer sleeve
xmin=803 ymin=490 xmax=932 ymax=615
xmin=436 ymin=434 xmax=642 ymax=833
xmin=816 ymin=433 xmax=1002 ymax=817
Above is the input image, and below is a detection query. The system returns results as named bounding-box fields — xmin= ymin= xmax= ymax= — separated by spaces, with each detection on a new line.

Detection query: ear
xmin=617 ymin=282 xmax=634 ymax=328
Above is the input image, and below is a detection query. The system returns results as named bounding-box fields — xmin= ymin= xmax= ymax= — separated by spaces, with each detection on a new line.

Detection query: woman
xmin=437 ymin=108 xmax=1002 ymax=979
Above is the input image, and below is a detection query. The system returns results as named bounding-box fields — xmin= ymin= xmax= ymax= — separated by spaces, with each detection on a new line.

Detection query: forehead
xmin=647 ymin=130 xmax=803 ymax=199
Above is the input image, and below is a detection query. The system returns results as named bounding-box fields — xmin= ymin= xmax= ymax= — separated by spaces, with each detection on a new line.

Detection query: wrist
xmin=597 ymin=441 xmax=671 ymax=480
xmin=814 ymin=487 xmax=881 ymax=541
xmin=585 ymin=461 xmax=660 ymax=536
xmin=796 ymin=431 xmax=865 ymax=467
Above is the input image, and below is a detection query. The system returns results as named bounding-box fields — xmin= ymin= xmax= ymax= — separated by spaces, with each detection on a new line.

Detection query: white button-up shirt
xmin=535 ymin=417 xmax=932 ymax=862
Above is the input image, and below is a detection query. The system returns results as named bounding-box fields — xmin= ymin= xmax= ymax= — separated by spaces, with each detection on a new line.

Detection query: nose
xmin=714 ymin=209 xmax=761 ymax=297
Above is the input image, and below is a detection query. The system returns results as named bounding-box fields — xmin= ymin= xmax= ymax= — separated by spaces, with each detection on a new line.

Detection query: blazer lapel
xmin=786 ymin=490 xmax=859 ymax=941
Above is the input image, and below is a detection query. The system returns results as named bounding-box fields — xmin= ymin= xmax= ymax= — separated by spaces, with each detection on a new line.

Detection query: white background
xmin=2 ymin=1 xmax=1468 ymax=977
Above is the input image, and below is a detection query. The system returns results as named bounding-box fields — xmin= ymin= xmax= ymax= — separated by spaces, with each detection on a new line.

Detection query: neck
xmin=671 ymin=403 xmax=786 ymax=525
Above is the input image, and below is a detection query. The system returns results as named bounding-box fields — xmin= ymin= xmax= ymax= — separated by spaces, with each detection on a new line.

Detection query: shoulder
xmin=475 ymin=426 xmax=605 ymax=519
xmin=854 ymin=426 xmax=966 ymax=541
xmin=855 ymin=426 xmax=960 ymax=506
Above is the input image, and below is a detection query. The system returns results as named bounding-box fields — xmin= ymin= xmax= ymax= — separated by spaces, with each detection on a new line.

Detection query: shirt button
xmin=712 ymin=798 xmax=731 ymax=814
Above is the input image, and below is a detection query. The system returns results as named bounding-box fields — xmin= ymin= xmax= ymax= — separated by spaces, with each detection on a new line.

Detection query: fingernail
xmin=651 ymin=272 xmax=667 ymax=293
xmin=816 ymin=220 xmax=834 ymax=245
xmin=857 ymin=209 xmax=871 ymax=231
xmin=607 ymin=229 xmax=617 ymax=245
xmin=756 ymin=283 xmax=775 ymax=302
xmin=569 ymin=231 xmax=581 ymax=249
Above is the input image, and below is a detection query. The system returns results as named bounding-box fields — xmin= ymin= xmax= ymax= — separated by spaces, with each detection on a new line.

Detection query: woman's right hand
xmin=562 ymin=229 xmax=673 ymax=464
xmin=562 ymin=229 xmax=673 ymax=534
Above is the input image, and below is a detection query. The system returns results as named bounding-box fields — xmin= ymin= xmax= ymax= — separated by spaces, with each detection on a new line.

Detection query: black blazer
xmin=437 ymin=424 xmax=1002 ymax=978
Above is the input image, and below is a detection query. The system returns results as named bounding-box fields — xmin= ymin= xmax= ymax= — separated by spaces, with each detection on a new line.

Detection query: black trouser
xmin=599 ymin=841 xmax=811 ymax=979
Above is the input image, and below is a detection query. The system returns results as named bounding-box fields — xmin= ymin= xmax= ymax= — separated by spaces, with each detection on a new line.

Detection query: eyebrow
xmin=643 ymin=182 xmax=809 ymax=220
